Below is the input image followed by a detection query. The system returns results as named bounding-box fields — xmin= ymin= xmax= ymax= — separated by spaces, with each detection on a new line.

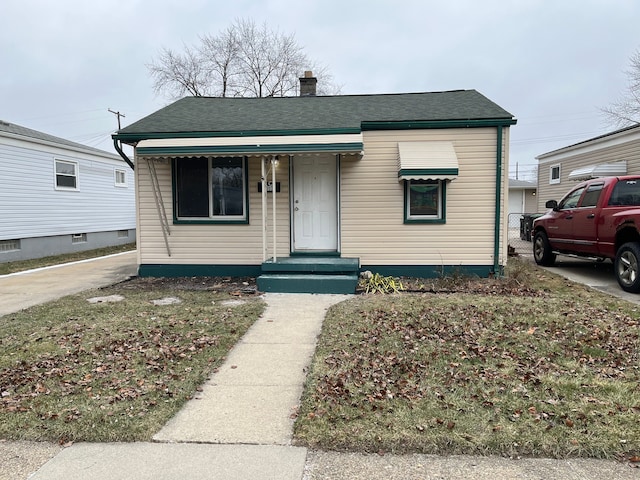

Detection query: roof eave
xmin=113 ymin=118 xmax=517 ymax=145
xmin=362 ymin=118 xmax=517 ymax=130
xmin=112 ymin=127 xmax=362 ymax=145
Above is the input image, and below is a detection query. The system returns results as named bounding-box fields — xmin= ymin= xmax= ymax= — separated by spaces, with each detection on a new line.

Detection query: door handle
xmin=565 ymin=215 xmax=573 ymax=220
xmin=586 ymin=213 xmax=595 ymax=219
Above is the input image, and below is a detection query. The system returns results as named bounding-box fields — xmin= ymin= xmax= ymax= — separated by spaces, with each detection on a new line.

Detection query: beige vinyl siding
xmin=340 ymin=128 xmax=507 ymax=267
xmin=537 ymin=132 xmax=640 ymax=211
xmin=524 ymin=189 xmax=537 ymax=212
xmin=136 ymin=156 xmax=290 ymax=265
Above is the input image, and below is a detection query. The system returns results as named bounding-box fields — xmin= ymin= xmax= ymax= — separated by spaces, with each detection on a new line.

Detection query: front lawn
xmin=0 ymin=277 xmax=264 ymax=443
xmin=294 ymin=259 xmax=640 ymax=461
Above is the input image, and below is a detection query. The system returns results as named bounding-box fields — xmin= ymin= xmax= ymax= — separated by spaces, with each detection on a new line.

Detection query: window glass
xmin=115 ymin=169 xmax=127 ymax=186
xmin=406 ymin=180 xmax=442 ymax=220
xmin=550 ymin=165 xmax=560 ymax=184
xmin=559 ymin=187 xmax=585 ymax=209
xmin=176 ymin=157 xmax=209 ymax=217
xmin=608 ymin=179 xmax=640 ymax=206
xmin=580 ymin=183 xmax=603 ymax=207
xmin=55 ymin=160 xmax=77 ymax=189
xmin=212 ymin=158 xmax=244 ymax=216
xmin=174 ymin=157 xmax=247 ymax=221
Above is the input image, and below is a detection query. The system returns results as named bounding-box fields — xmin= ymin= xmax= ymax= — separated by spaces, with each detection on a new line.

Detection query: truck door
xmin=572 ymin=182 xmax=604 ymax=256
xmin=547 ymin=186 xmax=585 ymax=249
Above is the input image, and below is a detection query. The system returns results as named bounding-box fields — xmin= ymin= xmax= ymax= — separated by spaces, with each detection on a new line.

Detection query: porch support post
xmin=271 ymin=156 xmax=277 ymax=262
xmin=261 ymin=156 xmax=268 ymax=261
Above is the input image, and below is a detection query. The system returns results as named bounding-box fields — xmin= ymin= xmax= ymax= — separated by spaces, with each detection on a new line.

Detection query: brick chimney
xmin=299 ymin=71 xmax=317 ymax=96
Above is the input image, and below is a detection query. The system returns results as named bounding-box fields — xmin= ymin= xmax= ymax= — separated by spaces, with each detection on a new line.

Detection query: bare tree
xmin=601 ymin=49 xmax=640 ymax=128
xmin=199 ymin=25 xmax=240 ymax=97
xmin=147 ymin=19 xmax=340 ymax=100
xmin=148 ymin=45 xmax=211 ymax=98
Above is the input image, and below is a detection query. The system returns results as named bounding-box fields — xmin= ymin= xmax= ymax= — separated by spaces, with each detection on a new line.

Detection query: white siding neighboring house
xmin=0 ymin=120 xmax=136 ymax=262
xmin=536 ymin=123 xmax=640 ymax=209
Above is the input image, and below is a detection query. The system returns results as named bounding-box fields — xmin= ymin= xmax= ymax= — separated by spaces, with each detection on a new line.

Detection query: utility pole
xmin=108 ymin=109 xmax=125 ymax=130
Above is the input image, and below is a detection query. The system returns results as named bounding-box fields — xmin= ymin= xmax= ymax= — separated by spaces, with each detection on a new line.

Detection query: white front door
xmin=292 ymin=155 xmax=338 ymax=251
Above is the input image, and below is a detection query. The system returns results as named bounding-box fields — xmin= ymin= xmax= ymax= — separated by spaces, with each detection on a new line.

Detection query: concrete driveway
xmin=539 ymin=256 xmax=640 ymax=305
xmin=0 ymin=251 xmax=138 ymax=317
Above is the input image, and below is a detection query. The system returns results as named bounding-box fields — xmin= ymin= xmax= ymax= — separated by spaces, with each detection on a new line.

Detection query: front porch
xmin=257 ymin=256 xmax=360 ymax=294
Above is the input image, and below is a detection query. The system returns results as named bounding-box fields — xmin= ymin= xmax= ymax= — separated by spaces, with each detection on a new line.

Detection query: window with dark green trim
xmin=404 ymin=179 xmax=446 ymax=223
xmin=174 ymin=156 xmax=248 ymax=223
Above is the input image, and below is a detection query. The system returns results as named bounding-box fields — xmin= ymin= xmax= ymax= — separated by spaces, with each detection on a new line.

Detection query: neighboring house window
xmin=72 ymin=233 xmax=87 ymax=244
xmin=404 ymin=179 xmax=446 ymax=223
xmin=115 ymin=169 xmax=127 ymax=187
xmin=549 ymin=164 xmax=561 ymax=184
xmin=174 ymin=156 xmax=248 ymax=223
xmin=0 ymin=239 xmax=21 ymax=252
xmin=55 ymin=159 xmax=79 ymax=190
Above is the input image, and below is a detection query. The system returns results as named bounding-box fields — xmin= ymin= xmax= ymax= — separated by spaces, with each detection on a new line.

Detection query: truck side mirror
xmin=545 ymin=200 xmax=558 ymax=209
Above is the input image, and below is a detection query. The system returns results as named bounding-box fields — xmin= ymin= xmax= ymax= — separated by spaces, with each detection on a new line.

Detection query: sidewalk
xmin=2 ymin=260 xmax=638 ymax=479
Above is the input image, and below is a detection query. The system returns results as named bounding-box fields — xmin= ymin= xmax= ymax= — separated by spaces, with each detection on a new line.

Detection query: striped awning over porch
xmin=135 ymin=134 xmax=364 ymax=158
xmin=397 ymin=141 xmax=459 ymax=181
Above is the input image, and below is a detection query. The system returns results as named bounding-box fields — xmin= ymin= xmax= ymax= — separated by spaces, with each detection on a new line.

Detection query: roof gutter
xmin=113 ymin=138 xmax=135 ymax=170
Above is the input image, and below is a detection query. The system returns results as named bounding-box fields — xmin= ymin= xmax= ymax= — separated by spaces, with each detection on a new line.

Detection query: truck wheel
xmin=615 ymin=242 xmax=640 ymax=293
xmin=533 ymin=231 xmax=556 ymax=266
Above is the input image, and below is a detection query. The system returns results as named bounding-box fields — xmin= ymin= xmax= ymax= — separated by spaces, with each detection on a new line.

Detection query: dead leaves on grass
xmin=0 ymin=319 xmax=220 ymax=420
xmin=310 ymin=295 xmax=640 ymax=448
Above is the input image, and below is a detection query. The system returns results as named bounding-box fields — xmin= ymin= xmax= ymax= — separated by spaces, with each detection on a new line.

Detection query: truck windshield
xmin=608 ymin=180 xmax=640 ymax=206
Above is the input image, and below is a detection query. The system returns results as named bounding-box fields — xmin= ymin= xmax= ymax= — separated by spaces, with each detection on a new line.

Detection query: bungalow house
xmin=536 ymin=123 xmax=640 ymax=209
xmin=0 ymin=120 xmax=136 ymax=263
xmin=113 ymin=76 xmax=516 ymax=293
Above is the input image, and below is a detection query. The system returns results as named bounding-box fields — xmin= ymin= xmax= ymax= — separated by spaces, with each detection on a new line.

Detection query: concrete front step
xmin=261 ymin=257 xmax=359 ymax=274
xmin=256 ymin=274 xmax=359 ymax=294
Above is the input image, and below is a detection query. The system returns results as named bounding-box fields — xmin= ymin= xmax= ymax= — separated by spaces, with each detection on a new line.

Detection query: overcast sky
xmin=3 ymin=0 xmax=639 ymax=181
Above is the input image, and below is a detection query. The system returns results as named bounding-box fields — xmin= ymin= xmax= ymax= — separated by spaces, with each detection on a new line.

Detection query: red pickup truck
xmin=532 ymin=176 xmax=640 ymax=292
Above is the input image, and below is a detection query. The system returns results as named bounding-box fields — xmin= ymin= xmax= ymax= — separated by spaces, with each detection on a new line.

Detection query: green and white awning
xmin=397 ymin=141 xmax=459 ymax=181
xmin=136 ymin=134 xmax=363 ymax=158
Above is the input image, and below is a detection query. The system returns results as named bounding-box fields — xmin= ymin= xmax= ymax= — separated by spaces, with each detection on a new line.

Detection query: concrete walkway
xmin=2 ymin=255 xmax=638 ymax=479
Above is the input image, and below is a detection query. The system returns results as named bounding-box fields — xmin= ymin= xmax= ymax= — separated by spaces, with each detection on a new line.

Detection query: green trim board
xmin=138 ymin=142 xmax=363 ymax=156
xmin=361 ymin=264 xmax=495 ymax=278
xmin=397 ymin=168 xmax=459 ymax=177
xmin=138 ymin=263 xmax=495 ymax=279
xmin=138 ymin=264 xmax=262 ymax=277
xmin=493 ymin=126 xmax=504 ymax=277
xmin=289 ymin=251 xmax=341 ymax=257
xmin=361 ymin=118 xmax=517 ymax=130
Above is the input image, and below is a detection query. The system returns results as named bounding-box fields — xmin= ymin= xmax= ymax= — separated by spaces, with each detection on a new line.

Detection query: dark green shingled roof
xmin=114 ymin=90 xmax=515 ymax=142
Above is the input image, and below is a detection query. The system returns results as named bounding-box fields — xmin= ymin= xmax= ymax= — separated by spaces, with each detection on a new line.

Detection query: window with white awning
xmin=397 ymin=141 xmax=459 ymax=181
